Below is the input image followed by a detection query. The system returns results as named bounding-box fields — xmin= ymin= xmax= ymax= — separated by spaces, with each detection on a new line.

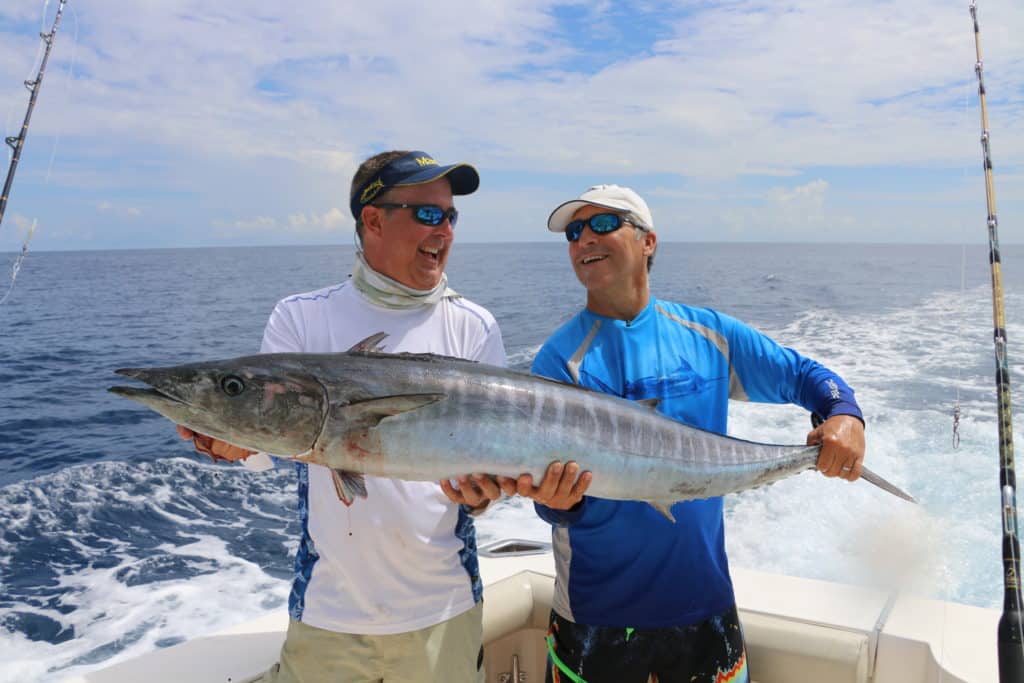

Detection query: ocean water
xmin=0 ymin=242 xmax=1021 ymax=682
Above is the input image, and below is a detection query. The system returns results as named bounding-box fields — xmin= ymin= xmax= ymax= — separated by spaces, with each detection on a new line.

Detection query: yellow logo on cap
xmin=414 ymin=156 xmax=438 ymax=167
xmin=360 ymin=177 xmax=385 ymax=203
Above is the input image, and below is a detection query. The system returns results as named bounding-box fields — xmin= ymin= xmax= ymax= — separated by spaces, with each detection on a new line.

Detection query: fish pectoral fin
xmin=648 ymin=502 xmax=677 ymax=523
xmin=347 ymin=332 xmax=389 ymax=354
xmin=344 ymin=393 xmax=448 ymax=428
xmin=331 ymin=469 xmax=368 ymax=506
xmin=635 ymin=398 xmax=661 ymax=411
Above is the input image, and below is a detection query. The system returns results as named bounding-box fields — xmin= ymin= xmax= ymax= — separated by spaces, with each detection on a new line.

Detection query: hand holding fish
xmin=176 ymin=425 xmax=256 ymax=463
xmin=439 ymin=462 xmax=592 ymax=512
xmin=439 ymin=474 xmax=506 ymax=511
xmin=508 ymin=461 xmax=593 ymax=511
xmin=807 ymin=415 xmax=865 ymax=482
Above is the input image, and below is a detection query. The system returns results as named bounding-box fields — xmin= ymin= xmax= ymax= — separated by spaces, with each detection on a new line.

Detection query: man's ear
xmin=361 ymin=205 xmax=383 ymax=236
xmin=643 ymin=229 xmax=657 ymax=256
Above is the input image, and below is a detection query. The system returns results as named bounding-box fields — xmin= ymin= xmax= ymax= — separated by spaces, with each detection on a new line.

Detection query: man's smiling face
xmin=568 ymin=204 xmax=650 ymax=295
xmin=362 ymin=177 xmax=455 ymax=290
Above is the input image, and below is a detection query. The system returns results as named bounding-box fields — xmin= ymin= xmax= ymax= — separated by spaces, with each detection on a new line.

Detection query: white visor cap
xmin=547 ymin=184 xmax=654 ymax=233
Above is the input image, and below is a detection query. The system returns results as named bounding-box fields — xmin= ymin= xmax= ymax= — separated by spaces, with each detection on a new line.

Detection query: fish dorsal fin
xmin=636 ymin=398 xmax=661 ymax=411
xmin=343 ymin=333 xmax=477 ymax=366
xmin=393 ymin=351 xmax=479 ymax=364
xmin=331 ymin=469 xmax=368 ymax=506
xmin=347 ymin=332 xmax=389 ymax=354
xmin=648 ymin=501 xmax=676 ymax=523
xmin=341 ymin=393 xmax=447 ymax=429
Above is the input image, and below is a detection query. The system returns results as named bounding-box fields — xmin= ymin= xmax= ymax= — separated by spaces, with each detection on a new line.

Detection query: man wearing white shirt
xmin=179 ymin=149 xmax=516 ymax=682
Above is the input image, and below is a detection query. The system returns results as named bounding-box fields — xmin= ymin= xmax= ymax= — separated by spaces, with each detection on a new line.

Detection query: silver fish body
xmin=110 ymin=337 xmax=915 ymax=511
xmin=309 ymin=352 xmax=822 ymax=502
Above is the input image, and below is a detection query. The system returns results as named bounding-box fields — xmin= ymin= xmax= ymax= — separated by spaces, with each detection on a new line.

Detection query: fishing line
xmin=968 ymin=3 xmax=1024 ymax=679
xmin=0 ymin=219 xmax=36 ymax=306
xmin=953 ymin=245 xmax=965 ymax=450
xmin=952 ymin=74 xmax=975 ymax=452
xmin=0 ymin=0 xmax=69 ymax=307
xmin=5 ymin=0 xmax=51 ymax=162
xmin=43 ymin=2 xmax=78 ymax=184
xmin=4 ymin=15 xmax=46 ymax=167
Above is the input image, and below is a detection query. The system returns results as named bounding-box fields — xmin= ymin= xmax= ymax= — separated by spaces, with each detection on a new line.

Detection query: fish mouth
xmin=108 ymin=385 xmax=187 ymax=404
xmin=109 ymin=368 xmax=191 ymax=407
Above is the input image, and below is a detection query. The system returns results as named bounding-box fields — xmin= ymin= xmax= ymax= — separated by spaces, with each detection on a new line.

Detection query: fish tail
xmin=860 ymin=466 xmax=917 ymax=504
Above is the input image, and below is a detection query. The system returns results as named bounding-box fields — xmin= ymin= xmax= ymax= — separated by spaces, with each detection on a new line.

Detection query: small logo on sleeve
xmin=826 ymin=379 xmax=840 ymax=399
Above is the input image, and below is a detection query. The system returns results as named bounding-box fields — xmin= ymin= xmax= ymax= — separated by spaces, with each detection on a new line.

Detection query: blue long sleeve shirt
xmin=531 ymin=297 xmax=861 ymax=629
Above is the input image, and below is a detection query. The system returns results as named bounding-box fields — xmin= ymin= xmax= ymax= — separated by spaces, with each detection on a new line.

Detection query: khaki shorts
xmin=243 ymin=602 xmax=485 ymax=683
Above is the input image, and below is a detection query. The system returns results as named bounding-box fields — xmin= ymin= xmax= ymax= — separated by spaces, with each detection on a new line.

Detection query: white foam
xmin=505 ymin=344 xmax=542 ymax=370
xmin=0 ymin=459 xmax=292 ymax=683
xmin=3 ymin=285 xmax=1022 ymax=680
xmin=722 ymin=285 xmax=1021 ymax=608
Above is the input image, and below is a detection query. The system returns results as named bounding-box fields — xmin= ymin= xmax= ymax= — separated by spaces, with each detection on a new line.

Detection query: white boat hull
xmin=68 ymin=541 xmax=997 ymax=683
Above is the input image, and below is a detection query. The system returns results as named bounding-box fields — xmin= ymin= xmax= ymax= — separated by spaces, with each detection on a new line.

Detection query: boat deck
xmin=71 ymin=545 xmax=998 ymax=683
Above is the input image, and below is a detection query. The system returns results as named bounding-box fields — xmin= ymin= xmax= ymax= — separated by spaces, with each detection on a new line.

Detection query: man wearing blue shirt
xmin=525 ymin=184 xmax=866 ymax=683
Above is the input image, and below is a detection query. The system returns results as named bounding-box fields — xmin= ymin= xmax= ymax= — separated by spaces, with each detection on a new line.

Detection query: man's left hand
xmin=807 ymin=414 xmax=865 ymax=481
xmin=439 ymin=474 xmax=505 ymax=511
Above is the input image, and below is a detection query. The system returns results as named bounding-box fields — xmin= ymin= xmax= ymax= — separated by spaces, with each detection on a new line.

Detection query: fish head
xmin=110 ymin=355 xmax=327 ymax=456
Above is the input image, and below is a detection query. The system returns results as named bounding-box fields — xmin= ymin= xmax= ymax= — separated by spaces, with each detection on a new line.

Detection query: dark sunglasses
xmin=373 ymin=203 xmax=459 ymax=227
xmin=564 ymin=212 xmax=634 ymax=242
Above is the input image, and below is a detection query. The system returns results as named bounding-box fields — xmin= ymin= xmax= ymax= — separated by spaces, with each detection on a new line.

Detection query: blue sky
xmin=0 ymin=0 xmax=1021 ymax=252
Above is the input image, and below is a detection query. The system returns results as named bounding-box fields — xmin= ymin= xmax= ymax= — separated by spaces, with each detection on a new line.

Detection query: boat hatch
xmin=479 ymin=538 xmax=552 ymax=557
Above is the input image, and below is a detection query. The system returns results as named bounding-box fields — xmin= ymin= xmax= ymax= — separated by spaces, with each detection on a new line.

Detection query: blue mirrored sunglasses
xmin=374 ymin=203 xmax=459 ymax=227
xmin=564 ymin=212 xmax=629 ymax=242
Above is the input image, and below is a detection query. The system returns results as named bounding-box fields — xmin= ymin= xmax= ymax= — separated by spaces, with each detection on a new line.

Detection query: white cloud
xmin=215 ymin=215 xmax=277 ymax=232
xmin=23 ymin=0 xmax=1018 ymax=173
xmin=96 ymin=200 xmax=141 ymax=217
xmin=766 ymin=179 xmax=829 ymax=207
xmin=0 ymin=0 xmax=1021 ymax=248
xmin=214 ymin=208 xmax=350 ymax=238
xmin=287 ymin=207 xmax=348 ymax=233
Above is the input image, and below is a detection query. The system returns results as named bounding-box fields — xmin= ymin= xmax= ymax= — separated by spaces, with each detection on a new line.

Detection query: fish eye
xmin=220 ymin=375 xmax=246 ymax=397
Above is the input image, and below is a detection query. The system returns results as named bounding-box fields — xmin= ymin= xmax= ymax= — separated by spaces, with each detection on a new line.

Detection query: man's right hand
xmin=503 ymin=461 xmax=592 ymax=510
xmin=176 ymin=425 xmax=255 ymax=462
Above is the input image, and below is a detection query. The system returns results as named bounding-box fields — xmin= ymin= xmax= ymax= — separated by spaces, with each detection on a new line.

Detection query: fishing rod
xmin=0 ymin=0 xmax=68 ymax=234
xmin=969 ymin=3 xmax=1024 ymax=680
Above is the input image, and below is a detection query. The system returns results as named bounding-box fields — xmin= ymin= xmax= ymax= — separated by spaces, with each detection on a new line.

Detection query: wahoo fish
xmin=109 ymin=333 xmax=915 ymax=520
